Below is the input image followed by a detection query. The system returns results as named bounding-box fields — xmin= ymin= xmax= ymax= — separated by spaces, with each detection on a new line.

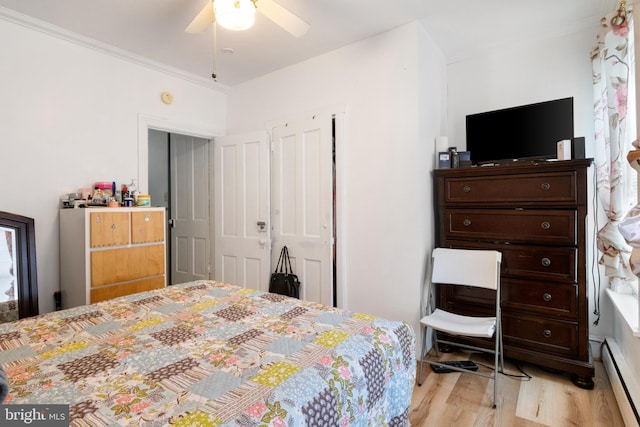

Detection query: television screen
xmin=465 ymin=97 xmax=574 ymax=164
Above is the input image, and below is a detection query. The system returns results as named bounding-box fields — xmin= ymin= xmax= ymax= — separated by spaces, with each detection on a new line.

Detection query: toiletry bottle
xmin=451 ymin=150 xmax=460 ymax=168
xmin=128 ymin=179 xmax=137 ymax=203
xmin=93 ymin=186 xmax=102 ymax=204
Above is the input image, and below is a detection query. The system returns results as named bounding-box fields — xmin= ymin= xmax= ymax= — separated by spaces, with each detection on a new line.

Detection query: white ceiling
xmin=0 ymin=0 xmax=619 ymax=86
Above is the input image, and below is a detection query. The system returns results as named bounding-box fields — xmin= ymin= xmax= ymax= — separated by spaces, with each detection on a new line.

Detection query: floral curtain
xmin=592 ymin=3 xmax=636 ymax=291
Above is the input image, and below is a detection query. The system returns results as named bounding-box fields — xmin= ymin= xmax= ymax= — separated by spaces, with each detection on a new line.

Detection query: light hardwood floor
xmin=409 ymin=351 xmax=624 ymax=427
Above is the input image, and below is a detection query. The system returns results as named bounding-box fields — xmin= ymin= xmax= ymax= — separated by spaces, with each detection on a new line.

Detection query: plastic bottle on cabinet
xmin=128 ymin=179 xmax=137 ymax=203
xmin=121 ymin=184 xmax=129 ymax=202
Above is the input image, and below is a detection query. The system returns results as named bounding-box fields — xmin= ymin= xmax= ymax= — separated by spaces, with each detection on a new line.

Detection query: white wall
xmin=227 ymin=21 xmax=447 ymax=337
xmin=447 ymin=30 xmax=597 ymax=154
xmin=0 ymin=17 xmax=228 ymax=313
xmin=447 ymin=28 xmax=615 ymax=349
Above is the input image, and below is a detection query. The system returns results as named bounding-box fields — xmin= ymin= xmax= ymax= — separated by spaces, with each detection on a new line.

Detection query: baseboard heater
xmin=602 ymin=338 xmax=640 ymax=426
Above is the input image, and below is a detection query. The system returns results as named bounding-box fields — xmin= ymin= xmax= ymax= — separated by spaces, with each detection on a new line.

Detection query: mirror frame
xmin=0 ymin=211 xmax=38 ymax=318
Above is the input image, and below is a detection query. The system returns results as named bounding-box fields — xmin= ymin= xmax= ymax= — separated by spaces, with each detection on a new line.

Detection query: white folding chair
xmin=417 ymin=247 xmax=503 ymax=408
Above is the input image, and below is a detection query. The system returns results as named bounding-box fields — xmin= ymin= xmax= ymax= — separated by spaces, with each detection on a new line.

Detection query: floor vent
xmin=602 ymin=338 xmax=640 ymax=426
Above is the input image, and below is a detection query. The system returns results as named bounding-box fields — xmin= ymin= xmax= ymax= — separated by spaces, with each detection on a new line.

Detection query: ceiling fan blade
xmin=257 ymin=0 xmax=310 ymax=37
xmin=185 ymin=1 xmax=215 ymax=33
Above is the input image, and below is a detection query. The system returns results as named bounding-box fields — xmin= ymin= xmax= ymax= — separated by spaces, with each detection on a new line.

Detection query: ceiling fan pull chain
xmin=212 ymin=21 xmax=218 ymax=80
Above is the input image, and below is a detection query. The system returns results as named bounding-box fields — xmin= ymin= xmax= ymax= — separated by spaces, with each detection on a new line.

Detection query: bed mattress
xmin=0 ymin=280 xmax=415 ymax=426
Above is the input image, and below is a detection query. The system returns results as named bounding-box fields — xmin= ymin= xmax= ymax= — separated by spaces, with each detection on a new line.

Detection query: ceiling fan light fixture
xmin=214 ymin=0 xmax=256 ymax=31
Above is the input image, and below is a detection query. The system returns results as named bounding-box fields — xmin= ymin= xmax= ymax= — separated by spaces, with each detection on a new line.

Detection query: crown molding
xmin=0 ymin=6 xmax=229 ymax=94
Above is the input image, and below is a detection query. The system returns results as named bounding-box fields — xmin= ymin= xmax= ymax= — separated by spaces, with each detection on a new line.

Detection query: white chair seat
xmin=420 ymin=308 xmax=496 ymax=338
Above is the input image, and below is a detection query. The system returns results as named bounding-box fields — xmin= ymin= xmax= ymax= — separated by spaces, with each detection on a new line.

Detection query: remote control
xmin=430 ymin=360 xmax=478 ymax=374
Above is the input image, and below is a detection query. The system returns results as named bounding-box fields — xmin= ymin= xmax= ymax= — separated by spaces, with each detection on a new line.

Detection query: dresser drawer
xmin=502 ymin=278 xmax=577 ymax=319
xmin=438 ymin=285 xmax=495 ymax=317
xmin=90 ymin=276 xmax=165 ymax=304
xmin=501 ymin=245 xmax=576 ymax=282
xmin=502 ymin=313 xmax=578 ymax=358
xmin=91 ymin=244 xmax=165 ymax=287
xmin=442 ymin=209 xmax=576 ymax=245
xmin=441 ymin=240 xmax=577 ymax=283
xmin=90 ymin=212 xmax=130 ymax=247
xmin=131 ymin=210 xmax=165 ymax=244
xmin=443 ymin=171 xmax=577 ymax=205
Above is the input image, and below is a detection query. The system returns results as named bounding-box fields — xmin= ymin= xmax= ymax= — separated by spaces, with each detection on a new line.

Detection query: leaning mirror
xmin=0 ymin=211 xmax=38 ymax=321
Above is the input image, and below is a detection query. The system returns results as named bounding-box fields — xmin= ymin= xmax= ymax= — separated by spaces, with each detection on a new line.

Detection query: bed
xmin=0 ymin=280 xmax=416 ymax=426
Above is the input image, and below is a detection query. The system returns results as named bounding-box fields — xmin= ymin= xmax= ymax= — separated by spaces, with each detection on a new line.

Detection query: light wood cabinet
xmin=60 ymin=207 xmax=166 ymax=308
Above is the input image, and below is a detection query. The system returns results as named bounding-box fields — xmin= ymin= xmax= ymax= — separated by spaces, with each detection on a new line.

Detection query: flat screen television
xmin=465 ymin=97 xmax=574 ymax=164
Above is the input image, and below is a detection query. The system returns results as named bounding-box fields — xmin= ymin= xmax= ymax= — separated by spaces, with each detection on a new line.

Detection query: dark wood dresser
xmin=433 ymin=159 xmax=594 ymax=388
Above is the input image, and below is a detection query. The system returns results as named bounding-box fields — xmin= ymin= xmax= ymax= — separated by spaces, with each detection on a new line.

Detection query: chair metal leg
xmin=492 ymin=322 xmax=502 ymax=408
xmin=493 ymin=340 xmax=499 ymax=408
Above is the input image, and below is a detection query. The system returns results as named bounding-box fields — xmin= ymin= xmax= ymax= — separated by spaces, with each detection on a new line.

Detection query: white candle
xmin=435 ymin=136 xmax=449 ymax=153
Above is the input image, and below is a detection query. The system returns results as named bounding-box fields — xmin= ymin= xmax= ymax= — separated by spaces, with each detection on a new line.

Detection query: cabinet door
xmin=90 ymin=212 xmax=130 ymax=247
xmin=131 ymin=211 xmax=165 ymax=244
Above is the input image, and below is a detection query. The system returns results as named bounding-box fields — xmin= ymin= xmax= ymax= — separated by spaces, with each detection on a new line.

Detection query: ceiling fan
xmin=185 ymin=0 xmax=310 ymax=37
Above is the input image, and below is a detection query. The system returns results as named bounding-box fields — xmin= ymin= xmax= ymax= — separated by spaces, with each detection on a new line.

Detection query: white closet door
xmin=213 ymin=131 xmax=271 ymax=290
xmin=271 ymin=114 xmax=333 ymax=305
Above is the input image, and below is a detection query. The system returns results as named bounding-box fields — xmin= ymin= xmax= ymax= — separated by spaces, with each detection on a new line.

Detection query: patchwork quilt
xmin=0 ymin=280 xmax=416 ymax=426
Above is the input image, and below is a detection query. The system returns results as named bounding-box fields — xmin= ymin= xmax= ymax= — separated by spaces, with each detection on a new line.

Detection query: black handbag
xmin=269 ymin=246 xmax=300 ymax=298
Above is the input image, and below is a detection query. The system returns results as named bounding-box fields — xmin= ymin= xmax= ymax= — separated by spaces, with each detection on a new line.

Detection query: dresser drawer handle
xmin=541 ymin=183 xmax=551 ymax=190
xmin=111 ymin=224 xmax=117 ymax=230
xmin=463 ymin=185 xmax=471 ymax=193
xmin=543 ymin=293 xmax=552 ymax=302
xmin=541 ymin=221 xmax=551 ymax=229
xmin=543 ymin=329 xmax=552 ymax=338
xmin=541 ymin=257 xmax=551 ymax=267
xmin=463 ymin=219 xmax=472 ymax=227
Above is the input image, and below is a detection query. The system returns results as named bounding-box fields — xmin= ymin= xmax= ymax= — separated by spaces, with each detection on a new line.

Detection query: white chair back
xmin=431 ymin=248 xmax=502 ymax=290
